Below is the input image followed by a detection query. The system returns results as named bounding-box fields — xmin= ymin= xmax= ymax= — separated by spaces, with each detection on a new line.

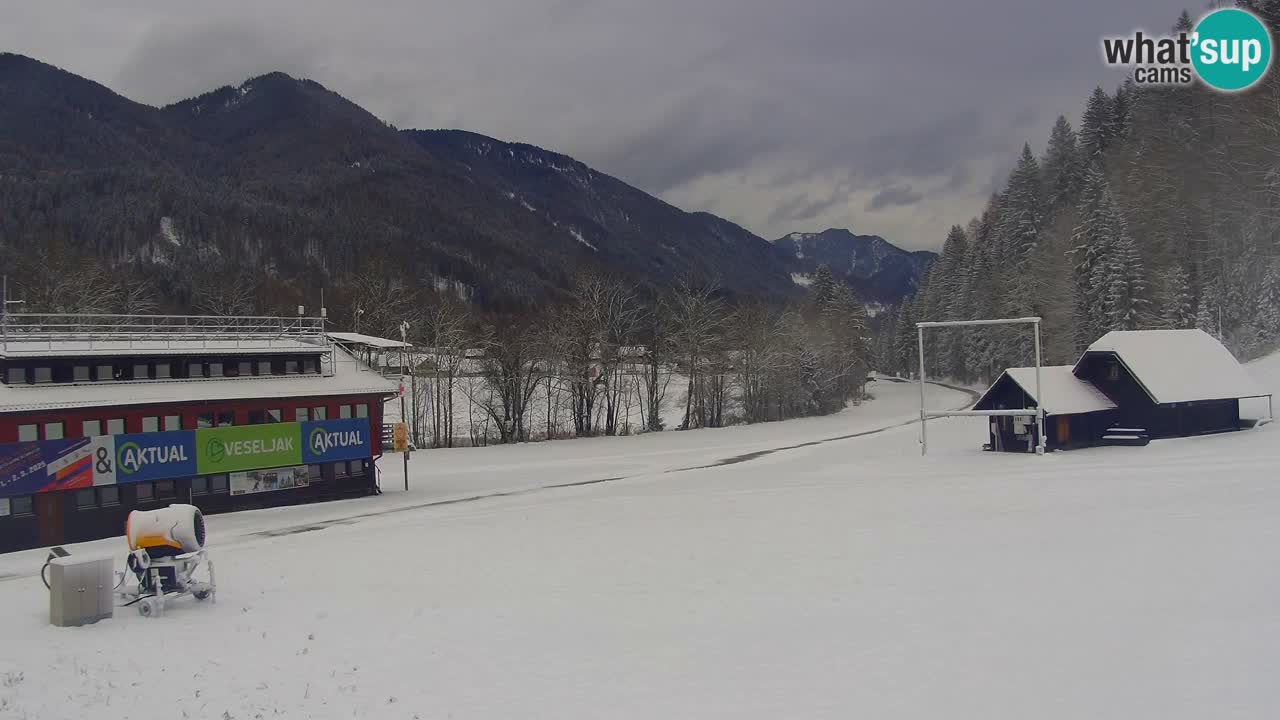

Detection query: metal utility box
xmin=49 ymin=555 xmax=114 ymax=626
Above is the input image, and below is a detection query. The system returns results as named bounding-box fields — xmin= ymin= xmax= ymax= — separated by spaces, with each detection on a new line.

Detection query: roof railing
xmin=0 ymin=312 xmax=328 ymax=353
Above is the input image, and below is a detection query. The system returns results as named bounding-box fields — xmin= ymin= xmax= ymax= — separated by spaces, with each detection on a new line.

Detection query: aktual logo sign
xmin=117 ymin=441 xmax=190 ymax=475
xmin=1103 ymin=8 xmax=1273 ymax=92
xmin=309 ymin=426 xmax=364 ymax=455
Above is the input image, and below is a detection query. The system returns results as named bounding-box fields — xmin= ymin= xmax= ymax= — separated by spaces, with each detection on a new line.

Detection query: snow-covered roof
xmin=1080 ymin=329 xmax=1267 ymax=404
xmin=0 ymin=338 xmax=326 ymax=358
xmin=327 ymin=332 xmax=412 ymax=349
xmin=0 ymin=347 xmax=398 ymax=414
xmin=977 ymin=366 xmax=1117 ymax=415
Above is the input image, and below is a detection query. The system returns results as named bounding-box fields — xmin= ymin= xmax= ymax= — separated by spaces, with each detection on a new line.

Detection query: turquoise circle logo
xmin=1192 ymin=8 xmax=1272 ymax=91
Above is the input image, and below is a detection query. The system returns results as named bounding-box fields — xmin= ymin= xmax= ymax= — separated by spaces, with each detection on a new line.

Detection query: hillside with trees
xmin=876 ymin=6 xmax=1280 ymax=383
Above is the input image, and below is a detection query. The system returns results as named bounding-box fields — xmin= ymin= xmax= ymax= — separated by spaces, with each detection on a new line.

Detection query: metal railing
xmin=0 ymin=312 xmax=328 ymax=353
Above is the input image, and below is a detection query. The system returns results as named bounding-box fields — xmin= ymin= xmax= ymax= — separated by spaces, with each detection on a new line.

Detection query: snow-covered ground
xmin=1 ymin=365 xmax=1277 ymax=719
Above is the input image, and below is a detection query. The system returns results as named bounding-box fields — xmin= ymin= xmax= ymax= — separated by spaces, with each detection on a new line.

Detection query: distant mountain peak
xmin=772 ymin=228 xmax=935 ymax=303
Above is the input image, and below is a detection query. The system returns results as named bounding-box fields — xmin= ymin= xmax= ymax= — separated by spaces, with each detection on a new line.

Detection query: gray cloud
xmin=867 ymin=185 xmax=924 ymax=212
xmin=0 ymin=0 xmax=1189 ymax=250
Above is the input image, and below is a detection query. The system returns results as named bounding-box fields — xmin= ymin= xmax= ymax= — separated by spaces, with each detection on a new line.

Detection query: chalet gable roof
xmin=974 ymin=365 xmax=1117 ymax=415
xmin=1078 ymin=329 xmax=1265 ymax=405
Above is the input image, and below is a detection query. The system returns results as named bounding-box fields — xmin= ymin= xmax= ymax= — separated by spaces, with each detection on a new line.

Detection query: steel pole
xmin=1033 ymin=320 xmax=1046 ymax=455
xmin=918 ymin=325 xmax=927 ymax=456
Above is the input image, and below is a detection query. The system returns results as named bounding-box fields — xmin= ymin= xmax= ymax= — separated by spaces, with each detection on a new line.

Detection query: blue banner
xmin=112 ymin=431 xmax=198 ymax=484
xmin=0 ymin=439 xmax=94 ymax=496
xmin=301 ymin=418 xmax=372 ymax=464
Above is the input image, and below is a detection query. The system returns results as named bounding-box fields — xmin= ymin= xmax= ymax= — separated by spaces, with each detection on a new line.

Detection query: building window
xmin=303 ymin=357 xmax=318 ymax=374
xmin=248 ymin=410 xmax=264 ymax=425
xmin=210 ymin=475 xmax=229 ymax=494
xmin=135 ymin=483 xmax=154 ymax=502
xmin=209 ymin=362 xmax=224 ymax=378
xmin=6 ymin=367 xmax=27 ymax=384
xmin=308 ymin=464 xmax=323 ymax=482
xmin=156 ymin=362 xmax=172 ymax=379
xmin=44 ymin=422 xmax=64 ymax=440
xmin=187 ymin=362 xmax=204 ymax=379
xmin=267 ymin=408 xmax=283 ymax=423
xmin=1107 ymin=362 xmax=1120 ymax=382
xmin=12 ymin=496 xmax=34 ymax=516
xmin=107 ymin=418 xmax=126 ymax=435
xmin=356 ymin=404 xmax=369 ymax=419
xmin=197 ymin=413 xmax=214 ymax=429
xmin=258 ymin=360 xmax=272 ymax=376
xmin=313 ymin=407 xmax=327 ymax=420
xmin=217 ymin=411 xmax=235 ymax=427
xmin=164 ymin=415 xmax=181 ymax=431
xmin=75 ymin=488 xmax=97 ymax=509
xmin=95 ymin=364 xmax=115 ymax=381
xmin=18 ymin=424 xmax=37 ymax=442
xmin=296 ymin=407 xmax=310 ymax=423
xmin=133 ymin=363 xmax=150 ymax=380
xmin=191 ymin=477 xmax=210 ymax=496
xmin=238 ymin=361 xmax=253 ymax=376
xmin=83 ymin=420 xmax=103 ymax=437
xmin=34 ymin=367 xmax=52 ymax=383
xmin=339 ymin=405 xmax=352 ymax=419
xmin=99 ymin=486 xmax=120 ymax=506
xmin=141 ymin=416 xmax=160 ymax=433
xmin=155 ymin=480 xmax=176 ymax=499
xmin=285 ymin=359 xmax=299 ymax=374
xmin=334 ymin=461 xmax=350 ymax=477
xmin=73 ymin=366 xmax=91 ymax=382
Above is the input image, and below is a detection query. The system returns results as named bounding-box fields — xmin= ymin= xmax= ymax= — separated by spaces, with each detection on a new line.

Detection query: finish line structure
xmin=916 ymin=317 xmax=1044 ymax=456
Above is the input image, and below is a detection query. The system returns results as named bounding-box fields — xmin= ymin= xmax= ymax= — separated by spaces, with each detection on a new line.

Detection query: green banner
xmin=196 ymin=423 xmax=303 ymax=474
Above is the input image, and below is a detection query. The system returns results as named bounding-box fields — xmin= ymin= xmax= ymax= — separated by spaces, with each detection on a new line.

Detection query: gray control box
xmin=49 ymin=555 xmax=114 ymax=627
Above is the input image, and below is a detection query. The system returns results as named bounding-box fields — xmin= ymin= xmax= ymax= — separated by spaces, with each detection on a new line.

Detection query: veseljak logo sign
xmin=196 ymin=424 xmax=302 ymax=474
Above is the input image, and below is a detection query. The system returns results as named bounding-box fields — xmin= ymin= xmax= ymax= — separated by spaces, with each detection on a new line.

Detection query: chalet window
xmin=164 ymin=415 xmax=181 ymax=431
xmin=267 ymin=408 xmax=283 ymax=424
xmin=12 ymin=496 xmax=34 ymax=516
xmin=83 ymin=420 xmax=103 ymax=437
xmin=217 ymin=411 xmax=235 ymax=427
xmin=107 ymin=418 xmax=125 ymax=435
xmin=356 ymin=404 xmax=369 ymax=419
xmin=44 ymin=422 xmax=64 ymax=440
xmin=197 ymin=413 xmax=214 ymax=429
xmin=1107 ymin=362 xmax=1120 ymax=382
xmin=75 ymin=488 xmax=97 ymax=510
xmin=156 ymin=362 xmax=172 ymax=379
xmin=238 ymin=361 xmax=253 ymax=376
xmin=313 ymin=407 xmax=327 ymax=420
xmin=98 ymin=487 xmax=120 ymax=506
xmin=155 ymin=480 xmax=176 ymax=499
xmin=73 ymin=366 xmax=91 ymax=382
xmin=296 ymin=407 xmax=310 ymax=423
xmin=209 ymin=475 xmax=229 ymax=494
xmin=95 ymin=364 xmax=114 ymax=381
xmin=191 ymin=477 xmax=209 ymax=496
xmin=34 ymin=367 xmax=52 ymax=383
xmin=209 ymin=362 xmax=224 ymax=378
xmin=133 ymin=363 xmax=150 ymax=380
xmin=18 ymin=424 xmax=37 ymax=442
xmin=339 ymin=405 xmax=352 ymax=419
xmin=141 ymin=416 xmax=160 ymax=433
xmin=135 ymin=483 xmax=154 ymax=503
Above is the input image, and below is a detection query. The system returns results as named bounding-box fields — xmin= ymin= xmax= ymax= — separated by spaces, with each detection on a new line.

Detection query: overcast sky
xmin=2 ymin=0 xmax=1190 ymax=249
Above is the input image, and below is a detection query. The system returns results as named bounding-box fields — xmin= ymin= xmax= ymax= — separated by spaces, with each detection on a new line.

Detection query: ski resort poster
xmin=230 ymin=465 xmax=312 ymax=496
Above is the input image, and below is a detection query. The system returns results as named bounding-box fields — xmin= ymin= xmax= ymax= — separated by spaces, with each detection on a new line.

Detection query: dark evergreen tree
xmin=1080 ymin=87 xmax=1114 ymax=160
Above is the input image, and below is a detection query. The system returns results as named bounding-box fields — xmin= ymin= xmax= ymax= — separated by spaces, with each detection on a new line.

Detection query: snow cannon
xmin=127 ymin=504 xmax=206 ymax=554
xmin=119 ymin=504 xmax=216 ymax=617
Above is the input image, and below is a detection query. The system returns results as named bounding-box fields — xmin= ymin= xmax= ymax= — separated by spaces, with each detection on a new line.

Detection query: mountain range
xmin=0 ymin=53 xmax=934 ymax=315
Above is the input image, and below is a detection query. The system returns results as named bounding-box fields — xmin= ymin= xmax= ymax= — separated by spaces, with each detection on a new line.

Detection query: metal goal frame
xmin=916 ymin=317 xmax=1044 ymax=456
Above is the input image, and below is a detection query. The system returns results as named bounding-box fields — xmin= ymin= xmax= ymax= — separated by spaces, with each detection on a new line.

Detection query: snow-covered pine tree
xmin=938 ymin=225 xmax=971 ymax=379
xmin=1259 ymin=261 xmax=1280 ymax=340
xmin=1103 ymin=223 xmax=1152 ymax=331
xmin=1068 ymin=167 xmax=1112 ymax=349
xmin=1160 ymin=265 xmax=1195 ymax=329
xmin=998 ymin=144 xmax=1043 ymax=261
xmin=1041 ymin=116 xmax=1083 ymax=216
xmin=809 ymin=264 xmax=839 ymax=308
xmin=1111 ymin=82 xmax=1133 ymax=140
xmin=1080 ymin=87 xmax=1114 ymax=160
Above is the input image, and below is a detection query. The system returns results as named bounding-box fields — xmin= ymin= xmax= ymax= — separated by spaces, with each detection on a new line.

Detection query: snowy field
xmin=1 ymin=366 xmax=1278 ymax=719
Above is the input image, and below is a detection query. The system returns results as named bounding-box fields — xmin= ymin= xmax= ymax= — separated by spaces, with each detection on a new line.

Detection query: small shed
xmin=974 ymin=366 xmax=1119 ymax=452
xmin=1074 ymin=329 xmax=1268 ymax=439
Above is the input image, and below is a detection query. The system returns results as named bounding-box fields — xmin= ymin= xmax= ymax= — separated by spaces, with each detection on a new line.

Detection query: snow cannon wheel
xmin=138 ymin=597 xmax=162 ymax=617
xmin=193 ymin=585 xmax=212 ymax=601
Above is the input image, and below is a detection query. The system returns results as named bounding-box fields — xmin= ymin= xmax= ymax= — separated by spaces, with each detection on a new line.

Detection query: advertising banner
xmin=302 ymin=418 xmax=372 ymax=464
xmin=0 ymin=438 xmax=94 ymax=496
xmin=196 ymin=423 xmax=303 ymax=475
xmin=112 ymin=431 xmax=197 ymax=484
xmin=230 ymin=464 xmax=312 ymax=496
